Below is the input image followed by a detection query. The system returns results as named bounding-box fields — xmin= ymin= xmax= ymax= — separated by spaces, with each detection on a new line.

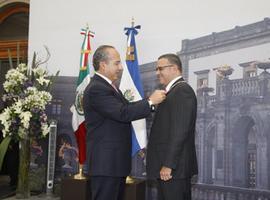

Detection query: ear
xmin=173 ymin=65 xmax=181 ymax=75
xmin=99 ymin=61 xmax=107 ymax=72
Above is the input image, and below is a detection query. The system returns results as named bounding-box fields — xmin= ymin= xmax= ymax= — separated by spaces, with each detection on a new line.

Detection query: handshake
xmin=148 ymin=90 xmax=166 ymax=105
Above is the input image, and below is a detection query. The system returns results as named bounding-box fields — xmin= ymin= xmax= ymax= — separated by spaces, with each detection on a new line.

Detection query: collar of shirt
xmin=95 ymin=72 xmax=112 ymax=85
xmin=165 ymin=76 xmax=182 ymax=92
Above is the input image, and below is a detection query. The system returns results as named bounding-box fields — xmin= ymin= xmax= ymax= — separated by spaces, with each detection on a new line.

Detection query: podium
xmin=124 ymin=179 xmax=145 ymax=200
xmin=61 ymin=177 xmax=91 ymax=200
xmin=61 ymin=177 xmax=145 ymax=200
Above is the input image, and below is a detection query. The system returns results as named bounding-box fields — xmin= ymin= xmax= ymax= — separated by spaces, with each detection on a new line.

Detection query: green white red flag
xmin=71 ymin=26 xmax=94 ymax=164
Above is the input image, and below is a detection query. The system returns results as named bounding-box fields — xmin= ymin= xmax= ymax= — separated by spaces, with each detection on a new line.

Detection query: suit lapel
xmin=152 ymin=78 xmax=186 ymax=127
xmin=115 ymin=88 xmax=129 ymax=102
xmin=153 ymin=78 xmax=185 ymax=123
xmin=166 ymin=77 xmax=185 ymax=95
xmin=93 ymin=74 xmax=128 ymax=103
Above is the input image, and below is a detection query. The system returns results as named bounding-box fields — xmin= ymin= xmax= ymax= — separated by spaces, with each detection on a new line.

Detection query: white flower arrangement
xmin=0 ymin=61 xmax=54 ymax=140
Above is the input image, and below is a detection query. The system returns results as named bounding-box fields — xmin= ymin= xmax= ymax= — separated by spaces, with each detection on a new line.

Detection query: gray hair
xmin=93 ymin=45 xmax=115 ymax=71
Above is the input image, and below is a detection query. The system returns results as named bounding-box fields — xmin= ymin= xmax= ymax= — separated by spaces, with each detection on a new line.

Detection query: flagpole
xmin=131 ymin=17 xmax=134 ymax=28
xmin=126 ymin=17 xmax=136 ymax=184
xmin=73 ymin=24 xmax=94 ymax=180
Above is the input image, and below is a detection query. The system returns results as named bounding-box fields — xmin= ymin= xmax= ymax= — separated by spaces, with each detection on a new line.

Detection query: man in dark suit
xmin=146 ymin=54 xmax=198 ymax=200
xmin=83 ymin=45 xmax=166 ymax=200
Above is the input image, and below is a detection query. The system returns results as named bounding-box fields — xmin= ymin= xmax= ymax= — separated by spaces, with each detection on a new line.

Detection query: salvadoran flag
xmin=71 ymin=26 xmax=94 ymax=164
xmin=119 ymin=24 xmax=147 ymax=156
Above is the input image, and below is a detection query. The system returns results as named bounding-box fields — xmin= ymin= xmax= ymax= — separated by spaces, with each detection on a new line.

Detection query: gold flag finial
xmin=74 ymin=164 xmax=86 ymax=179
xmin=131 ymin=17 xmax=135 ymax=28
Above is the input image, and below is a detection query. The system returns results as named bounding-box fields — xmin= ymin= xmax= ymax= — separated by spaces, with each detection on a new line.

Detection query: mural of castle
xmin=192 ymin=63 xmax=270 ymax=199
xmin=140 ymin=18 xmax=270 ymax=199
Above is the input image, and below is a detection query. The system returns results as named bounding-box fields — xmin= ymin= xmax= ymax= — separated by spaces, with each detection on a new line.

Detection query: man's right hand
xmin=149 ymin=90 xmax=166 ymax=105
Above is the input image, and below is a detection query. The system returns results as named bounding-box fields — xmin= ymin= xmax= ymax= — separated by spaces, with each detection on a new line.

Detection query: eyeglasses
xmin=155 ymin=64 xmax=174 ymax=71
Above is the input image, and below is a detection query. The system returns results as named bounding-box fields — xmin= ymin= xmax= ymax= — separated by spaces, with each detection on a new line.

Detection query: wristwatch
xmin=148 ymin=100 xmax=155 ymax=112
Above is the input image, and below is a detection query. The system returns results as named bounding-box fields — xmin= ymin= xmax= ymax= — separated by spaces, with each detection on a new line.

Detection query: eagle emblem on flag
xmin=123 ymin=89 xmax=135 ymax=102
xmin=75 ymin=91 xmax=84 ymax=115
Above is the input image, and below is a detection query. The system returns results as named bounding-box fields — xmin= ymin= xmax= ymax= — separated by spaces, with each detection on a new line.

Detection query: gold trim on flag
xmin=80 ymin=66 xmax=87 ymax=70
xmin=126 ymin=46 xmax=134 ymax=53
xmin=126 ymin=54 xmax=135 ymax=61
xmin=81 ymin=50 xmax=91 ymax=54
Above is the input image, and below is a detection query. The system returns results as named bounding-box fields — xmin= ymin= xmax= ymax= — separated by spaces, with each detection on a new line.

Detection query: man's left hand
xmin=160 ymin=166 xmax=172 ymax=181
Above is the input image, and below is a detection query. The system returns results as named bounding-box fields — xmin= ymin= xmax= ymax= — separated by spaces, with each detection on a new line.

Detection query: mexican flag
xmin=71 ymin=26 xmax=94 ymax=164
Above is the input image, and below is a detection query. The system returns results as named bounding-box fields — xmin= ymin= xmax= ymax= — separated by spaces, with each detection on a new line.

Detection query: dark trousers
xmin=157 ymin=178 xmax=191 ymax=200
xmin=90 ymin=176 xmax=126 ymax=200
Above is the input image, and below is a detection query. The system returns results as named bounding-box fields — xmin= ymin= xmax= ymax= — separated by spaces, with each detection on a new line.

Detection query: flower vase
xmin=16 ymin=138 xmax=31 ymax=199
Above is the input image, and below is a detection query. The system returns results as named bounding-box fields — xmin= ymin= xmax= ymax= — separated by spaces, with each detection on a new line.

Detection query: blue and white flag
xmin=119 ymin=24 xmax=147 ymax=156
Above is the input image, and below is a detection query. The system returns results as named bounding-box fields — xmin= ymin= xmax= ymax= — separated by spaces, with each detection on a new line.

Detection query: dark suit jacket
xmin=146 ymin=78 xmax=198 ymax=179
xmin=83 ymin=74 xmax=151 ymax=177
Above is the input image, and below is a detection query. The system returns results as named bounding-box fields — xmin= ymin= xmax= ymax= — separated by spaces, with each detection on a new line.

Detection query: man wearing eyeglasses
xmin=146 ymin=53 xmax=198 ymax=200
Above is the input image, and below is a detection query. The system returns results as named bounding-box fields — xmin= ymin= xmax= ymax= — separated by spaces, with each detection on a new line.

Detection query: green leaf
xmin=0 ymin=136 xmax=12 ymax=171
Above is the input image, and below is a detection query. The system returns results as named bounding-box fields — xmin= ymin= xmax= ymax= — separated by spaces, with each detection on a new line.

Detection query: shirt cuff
xmin=148 ymin=100 xmax=153 ymax=106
